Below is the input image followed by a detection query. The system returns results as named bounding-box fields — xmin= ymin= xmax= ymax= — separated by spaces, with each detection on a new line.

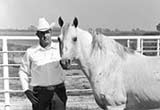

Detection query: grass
xmin=0 ymin=95 xmax=101 ymax=110
xmin=67 ymin=107 xmax=101 ymax=110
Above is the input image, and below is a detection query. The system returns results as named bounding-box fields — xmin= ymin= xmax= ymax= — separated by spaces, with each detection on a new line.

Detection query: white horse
xmin=58 ymin=17 xmax=160 ymax=110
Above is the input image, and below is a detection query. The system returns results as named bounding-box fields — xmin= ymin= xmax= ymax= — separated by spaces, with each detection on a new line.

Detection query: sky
xmin=0 ymin=0 xmax=160 ymax=31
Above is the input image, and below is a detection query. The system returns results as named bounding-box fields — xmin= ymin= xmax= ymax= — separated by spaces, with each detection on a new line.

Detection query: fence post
xmin=127 ymin=39 xmax=130 ymax=48
xmin=157 ymin=39 xmax=160 ymax=56
xmin=2 ymin=38 xmax=10 ymax=110
xmin=137 ymin=38 xmax=142 ymax=54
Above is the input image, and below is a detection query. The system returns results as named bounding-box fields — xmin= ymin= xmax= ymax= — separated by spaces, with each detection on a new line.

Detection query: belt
xmin=33 ymin=83 xmax=64 ymax=91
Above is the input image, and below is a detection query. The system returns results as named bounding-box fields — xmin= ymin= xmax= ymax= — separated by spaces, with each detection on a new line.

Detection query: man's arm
xmin=18 ymin=70 xmax=29 ymax=92
xmin=18 ymin=51 xmax=39 ymax=104
xmin=19 ymin=70 xmax=39 ymax=104
xmin=18 ymin=51 xmax=31 ymax=91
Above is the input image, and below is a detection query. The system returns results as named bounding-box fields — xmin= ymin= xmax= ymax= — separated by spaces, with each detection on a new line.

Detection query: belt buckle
xmin=47 ymin=86 xmax=55 ymax=91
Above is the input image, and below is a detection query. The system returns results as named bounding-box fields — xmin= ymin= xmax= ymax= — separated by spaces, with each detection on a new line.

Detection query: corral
xmin=0 ymin=35 xmax=160 ymax=110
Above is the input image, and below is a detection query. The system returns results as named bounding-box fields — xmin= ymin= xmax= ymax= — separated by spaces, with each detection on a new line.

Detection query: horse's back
xmin=123 ymin=54 xmax=160 ymax=109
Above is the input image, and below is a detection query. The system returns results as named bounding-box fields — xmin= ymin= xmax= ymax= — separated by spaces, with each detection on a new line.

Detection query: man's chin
xmin=43 ymin=41 xmax=50 ymax=44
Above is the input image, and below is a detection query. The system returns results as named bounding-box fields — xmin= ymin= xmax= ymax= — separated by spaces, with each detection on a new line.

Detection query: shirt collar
xmin=37 ymin=42 xmax=56 ymax=50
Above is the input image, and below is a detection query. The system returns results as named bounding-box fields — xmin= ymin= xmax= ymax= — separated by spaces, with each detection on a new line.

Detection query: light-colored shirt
xmin=19 ymin=42 xmax=65 ymax=91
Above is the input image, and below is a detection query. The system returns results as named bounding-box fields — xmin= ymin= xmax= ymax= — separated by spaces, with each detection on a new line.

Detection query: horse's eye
xmin=72 ymin=37 xmax=77 ymax=42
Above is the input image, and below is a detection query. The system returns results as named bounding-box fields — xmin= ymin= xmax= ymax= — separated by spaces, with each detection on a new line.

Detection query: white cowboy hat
xmin=37 ymin=17 xmax=55 ymax=31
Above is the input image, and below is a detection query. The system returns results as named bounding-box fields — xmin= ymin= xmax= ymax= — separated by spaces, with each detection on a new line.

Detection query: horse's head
xmin=58 ymin=17 xmax=79 ymax=69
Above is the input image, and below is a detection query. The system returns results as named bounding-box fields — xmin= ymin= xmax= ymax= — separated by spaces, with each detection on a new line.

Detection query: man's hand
xmin=24 ymin=89 xmax=39 ymax=104
xmin=59 ymin=60 xmax=69 ymax=70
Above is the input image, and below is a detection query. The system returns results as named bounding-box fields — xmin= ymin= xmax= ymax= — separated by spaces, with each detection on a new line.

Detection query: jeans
xmin=32 ymin=83 xmax=67 ymax=110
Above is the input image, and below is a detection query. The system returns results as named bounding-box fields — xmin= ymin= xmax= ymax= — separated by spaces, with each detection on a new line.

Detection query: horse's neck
xmin=76 ymin=28 xmax=94 ymax=78
xmin=77 ymin=33 xmax=125 ymax=80
xmin=77 ymin=28 xmax=93 ymax=59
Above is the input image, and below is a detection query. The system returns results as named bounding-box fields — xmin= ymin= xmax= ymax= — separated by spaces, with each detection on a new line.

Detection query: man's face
xmin=37 ymin=30 xmax=52 ymax=47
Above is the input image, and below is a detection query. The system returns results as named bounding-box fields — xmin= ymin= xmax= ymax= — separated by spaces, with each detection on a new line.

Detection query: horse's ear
xmin=58 ymin=16 xmax=64 ymax=27
xmin=73 ymin=17 xmax=78 ymax=28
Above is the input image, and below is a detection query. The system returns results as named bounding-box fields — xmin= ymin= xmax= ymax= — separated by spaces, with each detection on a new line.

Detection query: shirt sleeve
xmin=18 ymin=50 xmax=31 ymax=91
xmin=19 ymin=51 xmax=31 ymax=75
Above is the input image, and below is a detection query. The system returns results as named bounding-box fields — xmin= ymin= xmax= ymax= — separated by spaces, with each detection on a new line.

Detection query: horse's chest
xmin=91 ymin=72 xmax=126 ymax=107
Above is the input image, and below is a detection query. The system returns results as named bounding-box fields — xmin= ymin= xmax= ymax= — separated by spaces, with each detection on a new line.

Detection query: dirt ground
xmin=0 ymin=95 xmax=101 ymax=110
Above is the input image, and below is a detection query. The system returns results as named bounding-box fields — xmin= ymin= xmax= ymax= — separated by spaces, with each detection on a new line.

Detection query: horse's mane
xmin=90 ymin=31 xmax=135 ymax=59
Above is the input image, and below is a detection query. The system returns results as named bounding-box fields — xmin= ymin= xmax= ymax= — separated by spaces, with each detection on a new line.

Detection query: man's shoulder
xmin=51 ymin=42 xmax=59 ymax=49
xmin=26 ymin=45 xmax=39 ymax=53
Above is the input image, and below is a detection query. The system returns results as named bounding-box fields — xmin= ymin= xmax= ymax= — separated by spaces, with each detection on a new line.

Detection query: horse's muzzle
xmin=59 ymin=59 xmax=71 ymax=70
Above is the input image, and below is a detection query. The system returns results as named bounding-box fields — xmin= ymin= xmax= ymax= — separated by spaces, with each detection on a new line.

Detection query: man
xmin=18 ymin=18 xmax=67 ymax=110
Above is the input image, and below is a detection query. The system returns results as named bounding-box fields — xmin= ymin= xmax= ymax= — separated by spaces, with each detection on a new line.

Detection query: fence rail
xmin=0 ymin=35 xmax=160 ymax=110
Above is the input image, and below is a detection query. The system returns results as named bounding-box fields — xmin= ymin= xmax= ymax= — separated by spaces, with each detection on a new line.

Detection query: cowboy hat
xmin=37 ymin=18 xmax=55 ymax=31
